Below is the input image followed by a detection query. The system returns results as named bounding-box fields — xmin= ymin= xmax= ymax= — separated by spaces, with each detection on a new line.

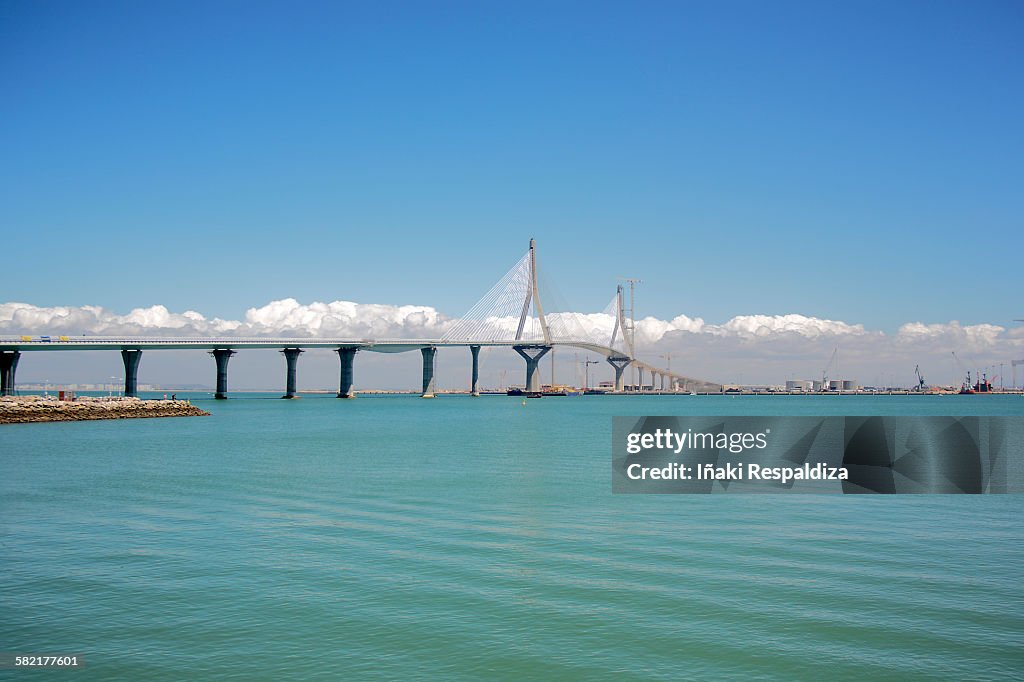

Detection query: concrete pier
xmin=606 ymin=356 xmax=630 ymax=392
xmin=470 ymin=345 xmax=481 ymax=397
xmin=637 ymin=367 xmax=644 ymax=391
xmin=337 ymin=347 xmax=358 ymax=398
xmin=1 ymin=350 xmax=20 ymax=397
xmin=514 ymin=345 xmax=550 ymax=393
xmin=121 ymin=349 xmax=142 ymax=398
xmin=282 ymin=348 xmax=302 ymax=399
xmin=421 ymin=346 xmax=437 ymax=398
xmin=211 ymin=349 xmax=235 ymax=399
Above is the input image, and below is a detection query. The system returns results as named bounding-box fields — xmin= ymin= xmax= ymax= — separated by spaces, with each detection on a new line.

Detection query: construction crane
xmin=951 ymin=351 xmax=970 ymax=391
xmin=659 ymin=353 xmax=673 ymax=391
xmin=914 ymin=365 xmax=926 ymax=392
xmin=583 ymin=358 xmax=600 ymax=390
xmin=1008 ymin=321 xmax=1023 ymax=390
xmin=821 ymin=347 xmax=838 ymax=389
xmin=1013 ymin=320 xmax=1024 ymax=391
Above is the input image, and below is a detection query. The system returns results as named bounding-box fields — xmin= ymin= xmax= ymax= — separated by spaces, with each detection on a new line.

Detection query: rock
xmin=0 ymin=396 xmax=211 ymax=424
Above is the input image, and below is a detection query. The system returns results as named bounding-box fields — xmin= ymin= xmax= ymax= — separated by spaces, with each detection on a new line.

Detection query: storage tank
xmin=812 ymin=380 xmax=823 ymax=391
xmin=828 ymin=380 xmax=843 ymax=391
xmin=842 ymin=380 xmax=858 ymax=391
xmin=786 ymin=380 xmax=812 ymax=391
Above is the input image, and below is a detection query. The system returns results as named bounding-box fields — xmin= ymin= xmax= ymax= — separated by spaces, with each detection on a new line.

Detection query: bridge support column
xmin=211 ymin=349 xmax=235 ymax=399
xmin=637 ymin=367 xmax=644 ymax=392
xmin=121 ymin=350 xmax=142 ymax=398
xmin=337 ymin=347 xmax=358 ymax=398
xmin=1 ymin=350 xmax=20 ymax=396
xmin=606 ymin=356 xmax=630 ymax=392
xmin=514 ymin=345 xmax=550 ymax=393
xmin=282 ymin=348 xmax=303 ymax=399
xmin=421 ymin=346 xmax=437 ymax=398
xmin=470 ymin=345 xmax=481 ymax=397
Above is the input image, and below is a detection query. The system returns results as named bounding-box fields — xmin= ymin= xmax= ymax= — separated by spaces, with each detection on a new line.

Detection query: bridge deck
xmin=0 ymin=336 xmax=719 ymax=388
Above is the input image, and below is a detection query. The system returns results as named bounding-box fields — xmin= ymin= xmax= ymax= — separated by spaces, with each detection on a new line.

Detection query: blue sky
xmin=2 ymin=0 xmax=1022 ymax=331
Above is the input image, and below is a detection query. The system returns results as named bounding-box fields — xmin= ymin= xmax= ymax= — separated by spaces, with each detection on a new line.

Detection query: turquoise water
xmin=2 ymin=394 xmax=1023 ymax=680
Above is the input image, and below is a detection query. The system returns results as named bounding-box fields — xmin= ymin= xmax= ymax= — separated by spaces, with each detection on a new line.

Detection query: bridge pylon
xmin=336 ymin=347 xmax=358 ymax=399
xmin=606 ymin=356 xmax=631 ymax=392
xmin=1 ymin=350 xmax=20 ymax=396
xmin=514 ymin=345 xmax=551 ymax=393
xmin=210 ymin=348 xmax=235 ymax=399
xmin=281 ymin=348 xmax=303 ymax=399
xmin=469 ymin=345 xmax=481 ymax=397
xmin=421 ymin=346 xmax=437 ymax=398
xmin=515 ymin=238 xmax=551 ymax=344
xmin=121 ymin=349 xmax=142 ymax=398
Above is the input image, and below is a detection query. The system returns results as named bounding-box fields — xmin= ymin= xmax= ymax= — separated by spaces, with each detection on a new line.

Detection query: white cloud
xmin=556 ymin=312 xmax=863 ymax=347
xmin=0 ymin=302 xmax=240 ymax=336
xmin=896 ymin=320 xmax=1006 ymax=347
xmin=0 ymin=300 xmax=450 ymax=339
xmin=707 ymin=314 xmax=867 ymax=339
xmin=242 ymin=299 xmax=449 ymax=338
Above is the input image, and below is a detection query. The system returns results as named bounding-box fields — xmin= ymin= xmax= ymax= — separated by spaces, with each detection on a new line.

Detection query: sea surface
xmin=2 ymin=394 xmax=1023 ymax=680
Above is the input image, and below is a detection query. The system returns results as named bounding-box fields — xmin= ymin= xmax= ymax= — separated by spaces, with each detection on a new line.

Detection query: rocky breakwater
xmin=0 ymin=396 xmax=211 ymax=424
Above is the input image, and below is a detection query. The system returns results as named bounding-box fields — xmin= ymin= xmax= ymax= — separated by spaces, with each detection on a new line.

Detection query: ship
xmin=958 ymin=371 xmax=993 ymax=394
xmin=540 ymin=384 xmax=582 ymax=396
xmin=506 ymin=387 xmax=544 ymax=398
xmin=508 ymin=384 xmax=583 ymax=397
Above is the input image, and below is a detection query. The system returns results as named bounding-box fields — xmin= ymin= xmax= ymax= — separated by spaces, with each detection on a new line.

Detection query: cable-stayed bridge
xmin=0 ymin=240 xmax=722 ymax=398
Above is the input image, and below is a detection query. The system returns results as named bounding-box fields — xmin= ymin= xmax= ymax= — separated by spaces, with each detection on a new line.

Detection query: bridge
xmin=0 ymin=240 xmax=722 ymax=398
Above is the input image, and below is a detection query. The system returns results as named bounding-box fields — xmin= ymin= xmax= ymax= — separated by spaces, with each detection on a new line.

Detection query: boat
xmin=540 ymin=383 xmax=576 ymax=396
xmin=958 ymin=371 xmax=994 ymax=394
xmin=507 ymin=387 xmax=544 ymax=398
